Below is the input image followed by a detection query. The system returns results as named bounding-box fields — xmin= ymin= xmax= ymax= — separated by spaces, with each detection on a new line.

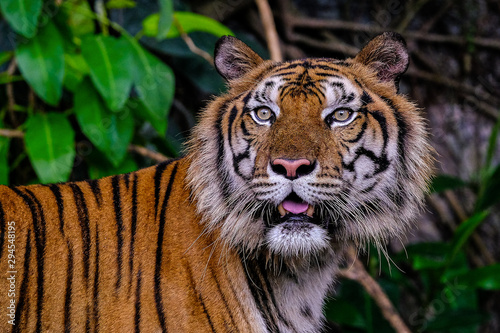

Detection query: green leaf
xmin=64 ymin=0 xmax=95 ymax=36
xmin=475 ymin=164 xmax=500 ymax=211
xmin=447 ymin=210 xmax=489 ymax=263
xmin=484 ymin=116 xmax=500 ymax=171
xmin=324 ymin=299 xmax=366 ymax=328
xmin=429 ymin=174 xmax=468 ymax=193
xmin=106 ymin=0 xmax=136 ymax=9
xmin=455 ymin=264 xmax=500 ymax=290
xmin=0 ymin=0 xmax=42 ymax=38
xmin=81 ymin=35 xmax=133 ymax=111
xmin=424 ymin=308 xmax=487 ymax=331
xmin=88 ymin=151 xmax=137 ymax=179
xmin=63 ymin=52 xmax=90 ymax=92
xmin=0 ymin=119 xmax=10 ymax=185
xmin=24 ymin=113 xmax=75 ymax=183
xmin=126 ymin=37 xmax=174 ymax=134
xmin=143 ymin=11 xmax=234 ymax=39
xmin=15 ymin=20 xmax=64 ymax=105
xmin=157 ymin=0 xmax=174 ymax=40
xmin=74 ymin=78 xmax=134 ymax=166
xmin=0 ymin=51 xmax=13 ymax=67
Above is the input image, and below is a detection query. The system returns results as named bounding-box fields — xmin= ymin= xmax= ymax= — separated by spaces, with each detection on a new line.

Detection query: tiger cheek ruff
xmin=0 ymin=32 xmax=433 ymax=332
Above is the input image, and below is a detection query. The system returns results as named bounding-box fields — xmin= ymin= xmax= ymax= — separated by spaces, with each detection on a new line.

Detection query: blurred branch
xmin=174 ymin=18 xmax=214 ymax=65
xmin=285 ymin=16 xmax=500 ymax=51
xmin=6 ymin=59 xmax=17 ymax=126
xmin=396 ymin=0 xmax=432 ymax=32
xmin=127 ymin=144 xmax=169 ymax=162
xmin=0 ymin=128 xmax=24 ymax=138
xmin=339 ymin=247 xmax=412 ymax=333
xmin=255 ymin=0 xmax=283 ymax=61
xmin=0 ymin=132 xmax=170 ymax=165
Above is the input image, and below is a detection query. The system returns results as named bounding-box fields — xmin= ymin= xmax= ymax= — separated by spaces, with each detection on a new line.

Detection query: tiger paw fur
xmin=0 ymin=32 xmax=433 ymax=332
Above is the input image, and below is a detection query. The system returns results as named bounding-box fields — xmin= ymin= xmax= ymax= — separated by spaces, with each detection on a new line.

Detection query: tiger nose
xmin=271 ymin=158 xmax=315 ymax=180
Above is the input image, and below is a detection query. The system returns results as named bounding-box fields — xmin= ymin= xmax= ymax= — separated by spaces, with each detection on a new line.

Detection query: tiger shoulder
xmin=0 ymin=32 xmax=433 ymax=333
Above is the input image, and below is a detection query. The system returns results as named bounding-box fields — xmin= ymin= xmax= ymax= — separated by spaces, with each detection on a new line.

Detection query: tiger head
xmin=187 ymin=32 xmax=433 ymax=265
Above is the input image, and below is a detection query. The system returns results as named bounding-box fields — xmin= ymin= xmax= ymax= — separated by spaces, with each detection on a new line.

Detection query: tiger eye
xmin=256 ymin=107 xmax=273 ymax=121
xmin=333 ymin=109 xmax=351 ymax=122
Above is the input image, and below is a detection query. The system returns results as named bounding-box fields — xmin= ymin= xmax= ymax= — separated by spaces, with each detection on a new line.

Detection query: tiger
xmin=0 ymin=32 xmax=433 ymax=332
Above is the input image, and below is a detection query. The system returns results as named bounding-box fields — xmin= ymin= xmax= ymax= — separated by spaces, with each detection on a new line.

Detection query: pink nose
xmin=271 ymin=158 xmax=313 ymax=179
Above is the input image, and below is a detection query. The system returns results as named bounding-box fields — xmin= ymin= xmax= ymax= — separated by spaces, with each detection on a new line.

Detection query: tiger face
xmin=188 ymin=33 xmax=432 ymax=264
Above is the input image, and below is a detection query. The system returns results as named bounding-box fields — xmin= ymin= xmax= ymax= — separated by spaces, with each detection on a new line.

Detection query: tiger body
xmin=0 ymin=33 xmax=433 ymax=332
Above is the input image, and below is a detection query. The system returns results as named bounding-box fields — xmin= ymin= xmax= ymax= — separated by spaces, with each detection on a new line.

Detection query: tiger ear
xmin=214 ymin=36 xmax=264 ymax=81
xmin=354 ymin=32 xmax=409 ymax=88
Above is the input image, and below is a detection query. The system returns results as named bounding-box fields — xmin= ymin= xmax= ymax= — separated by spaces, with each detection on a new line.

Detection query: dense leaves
xmin=0 ymin=0 xmax=222 ymax=183
xmin=15 ymin=20 xmax=64 ymax=105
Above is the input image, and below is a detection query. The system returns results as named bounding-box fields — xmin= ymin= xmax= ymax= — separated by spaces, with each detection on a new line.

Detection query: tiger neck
xmin=241 ymin=251 xmax=339 ymax=333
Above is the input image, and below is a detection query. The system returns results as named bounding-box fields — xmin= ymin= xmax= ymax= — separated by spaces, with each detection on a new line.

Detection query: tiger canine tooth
xmin=278 ymin=203 xmax=287 ymax=217
xmin=306 ymin=205 xmax=314 ymax=217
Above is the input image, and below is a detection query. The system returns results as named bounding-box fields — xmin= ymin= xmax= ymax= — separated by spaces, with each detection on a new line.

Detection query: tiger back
xmin=0 ymin=32 xmax=433 ymax=333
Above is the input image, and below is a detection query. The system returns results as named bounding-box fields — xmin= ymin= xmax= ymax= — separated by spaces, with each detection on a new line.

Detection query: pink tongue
xmin=282 ymin=200 xmax=309 ymax=215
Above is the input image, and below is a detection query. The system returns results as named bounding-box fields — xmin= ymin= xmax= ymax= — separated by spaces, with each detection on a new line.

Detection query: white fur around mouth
xmin=278 ymin=202 xmax=315 ymax=217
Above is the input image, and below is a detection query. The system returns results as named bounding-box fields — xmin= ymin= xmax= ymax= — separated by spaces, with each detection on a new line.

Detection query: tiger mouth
xmin=276 ymin=192 xmax=315 ymax=220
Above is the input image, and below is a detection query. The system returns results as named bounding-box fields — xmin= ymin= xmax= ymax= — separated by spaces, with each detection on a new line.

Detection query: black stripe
xmin=123 ymin=173 xmax=130 ymax=189
xmin=64 ymin=244 xmax=74 ymax=333
xmin=22 ymin=189 xmax=47 ymax=333
xmin=152 ymin=159 xmax=181 ymax=217
xmin=370 ymin=111 xmax=389 ymax=149
xmin=12 ymin=230 xmax=31 ymax=333
xmin=129 ymin=174 xmax=138 ymax=293
xmin=186 ymin=264 xmax=216 ymax=332
xmin=69 ymin=183 xmax=91 ymax=287
xmin=241 ymin=256 xmax=278 ymax=332
xmin=154 ymin=162 xmax=168 ymax=217
xmin=255 ymin=259 xmax=292 ymax=330
xmin=154 ymin=162 xmax=179 ymax=332
xmin=383 ymin=97 xmax=408 ymax=172
xmin=134 ymin=269 xmax=142 ymax=333
xmin=345 ymin=121 xmax=367 ymax=143
xmin=85 ymin=179 xmax=102 ymax=206
xmin=111 ymin=176 xmax=124 ymax=291
xmin=216 ymin=103 xmax=232 ymax=200
xmin=360 ymin=90 xmax=373 ymax=105
xmin=210 ymin=268 xmax=237 ymax=329
xmin=48 ymin=184 xmax=65 ymax=235
xmin=86 ymin=305 xmax=90 ymax=333
xmin=0 ymin=201 xmax=5 ymax=260
xmin=226 ymin=270 xmax=253 ymax=330
xmin=227 ymin=106 xmax=239 ymax=147
xmin=93 ymin=226 xmax=100 ymax=332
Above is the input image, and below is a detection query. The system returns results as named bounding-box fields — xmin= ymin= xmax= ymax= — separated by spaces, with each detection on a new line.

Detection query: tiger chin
xmin=0 ymin=32 xmax=432 ymax=333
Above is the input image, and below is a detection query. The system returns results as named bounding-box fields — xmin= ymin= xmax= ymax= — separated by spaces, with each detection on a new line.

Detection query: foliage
xmin=0 ymin=0 xmax=233 ymax=184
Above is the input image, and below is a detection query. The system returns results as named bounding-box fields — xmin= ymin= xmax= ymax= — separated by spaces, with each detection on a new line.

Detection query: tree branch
xmin=255 ymin=0 xmax=283 ymax=61
xmin=127 ymin=144 xmax=169 ymax=162
xmin=0 ymin=128 xmax=24 ymax=139
xmin=339 ymin=247 xmax=412 ymax=333
xmin=6 ymin=59 xmax=18 ymax=126
xmin=286 ymin=16 xmax=500 ymax=51
xmin=174 ymin=18 xmax=214 ymax=65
